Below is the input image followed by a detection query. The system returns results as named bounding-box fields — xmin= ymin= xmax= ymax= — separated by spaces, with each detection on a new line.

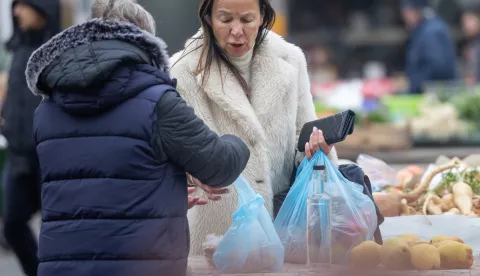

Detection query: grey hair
xmin=91 ymin=0 xmax=156 ymax=35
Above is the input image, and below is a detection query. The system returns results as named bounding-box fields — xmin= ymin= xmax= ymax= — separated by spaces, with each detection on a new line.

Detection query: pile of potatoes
xmin=349 ymin=234 xmax=475 ymax=270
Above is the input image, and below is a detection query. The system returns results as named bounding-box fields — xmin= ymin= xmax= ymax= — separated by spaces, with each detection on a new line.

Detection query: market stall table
xmin=189 ymin=255 xmax=480 ymax=276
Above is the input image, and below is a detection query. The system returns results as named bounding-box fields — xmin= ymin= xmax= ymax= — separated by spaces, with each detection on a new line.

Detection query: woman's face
xmin=211 ymin=0 xmax=263 ymax=57
xmin=462 ymin=13 xmax=480 ymax=38
xmin=13 ymin=2 xmax=46 ymax=31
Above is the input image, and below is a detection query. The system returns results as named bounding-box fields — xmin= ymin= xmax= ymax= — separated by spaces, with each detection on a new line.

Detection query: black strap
xmin=288 ymin=149 xmax=298 ymax=188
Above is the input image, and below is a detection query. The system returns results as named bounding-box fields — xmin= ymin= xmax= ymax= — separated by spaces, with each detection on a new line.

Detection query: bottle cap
xmin=313 ymin=165 xmax=325 ymax=170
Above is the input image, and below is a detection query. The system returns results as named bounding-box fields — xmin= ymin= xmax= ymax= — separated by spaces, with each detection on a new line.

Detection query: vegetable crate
xmin=336 ymin=123 xmax=412 ymax=155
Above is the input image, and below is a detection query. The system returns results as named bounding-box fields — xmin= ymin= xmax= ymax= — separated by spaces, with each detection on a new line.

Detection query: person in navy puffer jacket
xmin=401 ymin=0 xmax=457 ymax=94
xmin=24 ymin=1 xmax=250 ymax=276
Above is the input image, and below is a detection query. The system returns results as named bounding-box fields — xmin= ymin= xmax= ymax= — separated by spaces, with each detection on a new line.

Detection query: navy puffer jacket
xmin=26 ymin=20 xmax=250 ymax=276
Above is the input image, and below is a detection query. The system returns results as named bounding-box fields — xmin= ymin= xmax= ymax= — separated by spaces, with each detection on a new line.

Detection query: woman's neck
xmin=228 ymin=49 xmax=254 ymax=86
xmin=229 ymin=49 xmax=253 ymax=73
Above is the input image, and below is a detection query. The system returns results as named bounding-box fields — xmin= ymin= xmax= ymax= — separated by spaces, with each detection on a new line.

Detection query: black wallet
xmin=297 ymin=109 xmax=356 ymax=152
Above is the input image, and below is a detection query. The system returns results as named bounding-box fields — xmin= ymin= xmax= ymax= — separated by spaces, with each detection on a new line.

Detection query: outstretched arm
xmin=154 ymin=90 xmax=250 ymax=188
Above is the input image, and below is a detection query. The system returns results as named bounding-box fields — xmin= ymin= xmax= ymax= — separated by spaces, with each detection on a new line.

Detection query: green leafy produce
xmin=313 ymin=101 xmax=337 ymax=114
xmin=366 ymin=109 xmax=390 ymax=124
xmin=453 ymin=92 xmax=480 ymax=127
xmin=434 ymin=166 xmax=480 ymax=195
xmin=381 ymin=94 xmax=423 ymax=119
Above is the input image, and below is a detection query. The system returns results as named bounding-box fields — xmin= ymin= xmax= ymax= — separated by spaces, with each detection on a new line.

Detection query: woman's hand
xmin=305 ymin=126 xmax=333 ymax=160
xmin=188 ymin=187 xmax=208 ymax=209
xmin=187 ymin=173 xmax=230 ymax=201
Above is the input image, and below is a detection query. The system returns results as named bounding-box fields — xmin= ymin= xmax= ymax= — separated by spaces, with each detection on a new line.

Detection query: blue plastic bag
xmin=213 ymin=175 xmax=284 ymax=273
xmin=274 ymin=150 xmax=377 ymax=264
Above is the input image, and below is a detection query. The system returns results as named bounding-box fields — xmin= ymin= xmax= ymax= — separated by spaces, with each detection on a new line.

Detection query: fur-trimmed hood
xmin=26 ymin=19 xmax=170 ymax=97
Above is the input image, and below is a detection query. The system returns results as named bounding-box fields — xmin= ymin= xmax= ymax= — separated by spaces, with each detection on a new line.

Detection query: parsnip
xmin=374 ymin=160 xmax=457 ymax=217
xmin=441 ymin=194 xmax=455 ymax=211
xmin=447 ymin=208 xmax=461 ymax=215
xmin=427 ymin=195 xmax=444 ymax=215
xmin=467 ymin=211 xmax=478 ymax=218
xmin=452 ymin=182 xmax=473 ymax=215
xmin=400 ymin=199 xmax=417 ymax=216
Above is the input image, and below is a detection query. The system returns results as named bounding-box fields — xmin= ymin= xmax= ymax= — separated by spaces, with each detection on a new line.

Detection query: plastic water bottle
xmin=306 ymin=165 xmax=332 ymax=267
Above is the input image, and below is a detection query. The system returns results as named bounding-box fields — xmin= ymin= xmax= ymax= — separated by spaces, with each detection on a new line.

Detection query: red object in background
xmin=311 ymin=81 xmax=340 ymax=98
xmin=311 ymin=78 xmax=396 ymax=99
xmin=362 ymin=79 xmax=395 ymax=98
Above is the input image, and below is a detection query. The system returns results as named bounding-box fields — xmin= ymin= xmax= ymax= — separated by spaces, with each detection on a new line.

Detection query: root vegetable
xmin=397 ymin=234 xmax=420 ymax=241
xmin=422 ymin=194 xmax=443 ymax=215
xmin=473 ymin=196 xmax=480 ymax=216
xmin=447 ymin=208 xmax=461 ymax=215
xmin=409 ymin=244 xmax=441 ymax=270
xmin=374 ymin=161 xmax=457 ymax=217
xmin=403 ymin=161 xmax=458 ymax=203
xmin=350 ymin=241 xmax=381 ymax=269
xmin=438 ymin=243 xmax=474 ymax=269
xmin=432 ymin=240 xmax=462 ymax=248
xmin=400 ymin=199 xmax=417 ymax=216
xmin=452 ymin=182 xmax=473 ymax=215
xmin=373 ymin=190 xmax=404 ymax=217
xmin=441 ymin=194 xmax=455 ymax=211
xmin=474 ymin=195 xmax=480 ymax=204
xmin=467 ymin=211 xmax=479 ymax=218
xmin=379 ymin=238 xmax=412 ymax=270
xmin=431 ymin=235 xmax=464 ymax=244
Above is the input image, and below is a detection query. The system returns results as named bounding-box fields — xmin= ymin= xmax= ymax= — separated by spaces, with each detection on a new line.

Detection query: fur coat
xmin=170 ymin=30 xmax=339 ymax=255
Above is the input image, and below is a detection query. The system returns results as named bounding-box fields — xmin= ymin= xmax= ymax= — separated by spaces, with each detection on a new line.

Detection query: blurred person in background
xmin=401 ymin=0 xmax=456 ymax=94
xmin=461 ymin=4 xmax=480 ymax=85
xmin=1 ymin=1 xmax=60 ymax=275
xmin=25 ymin=0 xmax=249 ymax=275
xmin=171 ymin=0 xmax=339 ymax=255
xmin=308 ymin=45 xmax=338 ymax=83
xmin=0 ymin=53 xmax=9 ymax=253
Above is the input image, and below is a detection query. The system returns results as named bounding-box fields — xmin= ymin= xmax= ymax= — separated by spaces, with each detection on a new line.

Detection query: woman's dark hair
xmin=175 ymin=0 xmax=275 ymax=95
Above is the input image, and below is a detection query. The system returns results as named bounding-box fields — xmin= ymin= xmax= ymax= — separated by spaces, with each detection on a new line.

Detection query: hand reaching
xmin=187 ymin=173 xmax=230 ymax=201
xmin=188 ymin=187 xmax=208 ymax=209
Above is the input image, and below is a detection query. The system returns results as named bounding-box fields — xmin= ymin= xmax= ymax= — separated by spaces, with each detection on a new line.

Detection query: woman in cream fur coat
xmin=170 ymin=0 xmax=339 ymax=255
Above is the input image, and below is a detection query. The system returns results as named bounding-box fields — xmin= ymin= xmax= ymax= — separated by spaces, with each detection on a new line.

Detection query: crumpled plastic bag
xmin=211 ymin=175 xmax=284 ymax=273
xmin=203 ymin=234 xmax=223 ymax=267
xmin=356 ymin=154 xmax=399 ymax=190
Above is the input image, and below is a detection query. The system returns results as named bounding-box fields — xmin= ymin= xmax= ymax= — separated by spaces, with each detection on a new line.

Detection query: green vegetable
xmin=453 ymin=92 xmax=480 ymax=127
xmin=434 ymin=166 xmax=480 ymax=195
xmin=366 ymin=110 xmax=390 ymax=124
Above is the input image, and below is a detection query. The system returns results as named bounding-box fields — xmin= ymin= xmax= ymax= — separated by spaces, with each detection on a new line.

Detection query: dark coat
xmin=26 ymin=19 xmax=250 ymax=276
xmin=464 ymin=36 xmax=480 ymax=83
xmin=405 ymin=16 xmax=457 ymax=94
xmin=2 ymin=0 xmax=60 ymax=155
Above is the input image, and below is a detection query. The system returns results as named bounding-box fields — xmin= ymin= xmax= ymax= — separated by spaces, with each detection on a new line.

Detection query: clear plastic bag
xmin=274 ymin=151 xmax=378 ymax=264
xmin=356 ymin=154 xmax=399 ymax=190
xmin=203 ymin=234 xmax=223 ymax=267
xmin=213 ymin=175 xmax=284 ymax=273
